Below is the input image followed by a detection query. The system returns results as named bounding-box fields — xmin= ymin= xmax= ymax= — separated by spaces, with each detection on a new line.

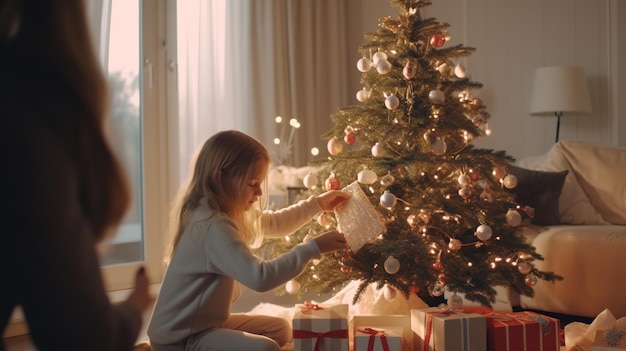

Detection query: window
xmin=98 ymin=0 xmax=171 ymax=291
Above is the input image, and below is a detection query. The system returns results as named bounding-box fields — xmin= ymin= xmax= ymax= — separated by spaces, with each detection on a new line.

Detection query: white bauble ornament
xmin=383 ymin=285 xmax=397 ymax=300
xmin=403 ymin=61 xmax=416 ymax=79
xmin=380 ymin=190 xmax=397 ymax=208
xmin=454 ymin=64 xmax=467 ymax=78
xmin=458 ymin=187 xmax=471 ymax=199
xmin=357 ymin=169 xmax=378 ymax=185
xmin=303 ymin=173 xmax=318 ymax=189
xmin=372 ymin=51 xmax=388 ymax=65
xmin=327 ymin=137 xmax=343 ymax=156
xmin=384 ymin=256 xmax=401 ymax=274
xmin=506 ymin=209 xmax=522 ymax=227
xmin=448 ymin=294 xmax=464 ymax=309
xmin=285 ymin=280 xmax=301 ymax=295
xmin=357 ymin=57 xmax=372 ymax=72
xmin=385 ymin=94 xmax=400 ymax=110
xmin=518 ymin=261 xmax=532 ymax=275
xmin=371 ymin=142 xmax=385 ymax=157
xmin=438 ymin=63 xmax=450 ymax=75
xmin=376 ymin=60 xmax=392 ymax=74
xmin=503 ymin=174 xmax=518 ymax=189
xmin=475 ymin=224 xmax=493 ymax=241
xmin=431 ymin=139 xmax=447 ymax=155
xmin=428 ymin=89 xmax=445 ymax=104
xmin=457 ymin=174 xmax=471 ymax=186
xmin=448 ymin=238 xmax=462 ymax=251
xmin=356 ymin=87 xmax=371 ymax=102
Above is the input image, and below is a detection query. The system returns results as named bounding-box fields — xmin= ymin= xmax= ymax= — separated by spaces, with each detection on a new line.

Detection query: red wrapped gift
xmin=485 ymin=311 xmax=560 ymax=351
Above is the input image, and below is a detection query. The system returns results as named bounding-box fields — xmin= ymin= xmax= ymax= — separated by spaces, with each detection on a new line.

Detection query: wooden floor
xmin=2 ymin=303 xmax=153 ymax=351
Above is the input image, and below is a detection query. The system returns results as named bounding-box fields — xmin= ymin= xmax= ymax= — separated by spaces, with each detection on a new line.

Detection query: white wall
xmin=346 ymin=0 xmax=625 ymax=160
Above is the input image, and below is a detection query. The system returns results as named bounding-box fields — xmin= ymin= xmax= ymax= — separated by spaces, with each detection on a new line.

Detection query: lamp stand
xmin=554 ymin=111 xmax=563 ymax=143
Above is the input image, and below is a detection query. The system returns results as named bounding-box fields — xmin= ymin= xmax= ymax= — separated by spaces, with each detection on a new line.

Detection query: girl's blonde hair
xmin=167 ymin=130 xmax=270 ymax=261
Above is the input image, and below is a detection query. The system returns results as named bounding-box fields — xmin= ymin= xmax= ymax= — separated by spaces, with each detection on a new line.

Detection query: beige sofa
xmin=507 ymin=140 xmax=626 ymax=319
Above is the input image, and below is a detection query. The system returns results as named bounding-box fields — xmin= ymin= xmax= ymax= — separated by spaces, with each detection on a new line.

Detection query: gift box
xmin=292 ymin=302 xmax=349 ymax=351
xmin=484 ymin=311 xmax=560 ymax=351
xmin=411 ymin=307 xmax=487 ymax=351
xmin=354 ymin=326 xmax=403 ymax=351
xmin=351 ymin=314 xmax=412 ymax=351
xmin=590 ymin=328 xmax=626 ymax=350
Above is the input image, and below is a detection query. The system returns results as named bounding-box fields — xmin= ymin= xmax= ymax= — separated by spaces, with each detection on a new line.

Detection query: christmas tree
xmin=265 ymin=0 xmax=561 ymax=308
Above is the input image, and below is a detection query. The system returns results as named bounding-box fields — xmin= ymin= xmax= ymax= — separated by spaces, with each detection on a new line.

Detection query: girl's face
xmin=238 ymin=161 xmax=268 ymax=212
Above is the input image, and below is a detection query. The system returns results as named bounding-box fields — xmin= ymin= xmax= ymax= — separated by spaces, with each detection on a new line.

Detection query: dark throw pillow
xmin=506 ymin=165 xmax=569 ymax=226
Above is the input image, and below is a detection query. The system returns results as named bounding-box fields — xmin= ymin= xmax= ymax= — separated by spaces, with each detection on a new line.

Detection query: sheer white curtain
xmin=175 ymin=0 xmax=351 ymax=184
xmin=85 ymin=0 xmax=111 ymax=71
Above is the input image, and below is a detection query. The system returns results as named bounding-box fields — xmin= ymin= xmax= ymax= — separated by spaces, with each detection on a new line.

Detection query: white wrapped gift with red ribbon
xmin=292 ymin=302 xmax=349 ymax=351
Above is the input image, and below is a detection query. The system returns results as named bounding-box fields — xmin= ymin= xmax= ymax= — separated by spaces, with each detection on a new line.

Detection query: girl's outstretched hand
xmin=314 ymin=230 xmax=348 ymax=254
xmin=316 ymin=190 xmax=351 ymax=211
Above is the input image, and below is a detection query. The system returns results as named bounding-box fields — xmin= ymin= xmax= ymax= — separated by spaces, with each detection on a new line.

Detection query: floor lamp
xmin=529 ymin=66 xmax=592 ymax=142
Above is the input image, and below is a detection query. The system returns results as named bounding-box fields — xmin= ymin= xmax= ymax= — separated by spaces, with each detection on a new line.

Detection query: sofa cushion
xmin=557 ymin=141 xmax=626 ymax=225
xmin=516 ymin=142 xmax=610 ymax=225
xmin=507 ymin=165 xmax=568 ymax=226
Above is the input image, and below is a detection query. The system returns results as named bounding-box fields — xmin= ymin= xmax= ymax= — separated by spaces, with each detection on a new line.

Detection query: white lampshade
xmin=529 ymin=66 xmax=592 ymax=116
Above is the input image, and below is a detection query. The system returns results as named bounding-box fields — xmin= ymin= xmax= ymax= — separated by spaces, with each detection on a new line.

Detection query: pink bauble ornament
xmin=448 ymin=238 xmax=462 ymax=251
xmin=525 ymin=273 xmax=538 ymax=287
xmin=492 ymin=167 xmax=506 ymax=180
xmin=518 ymin=261 xmax=532 ymax=275
xmin=344 ymin=132 xmax=356 ymax=145
xmin=385 ymin=94 xmax=400 ymax=110
xmin=356 ymin=57 xmax=372 ymax=72
xmin=325 ymin=176 xmax=340 ymax=191
xmin=430 ymin=33 xmax=447 ymax=48
xmin=403 ymin=61 xmax=416 ymax=79
xmin=428 ymin=89 xmax=445 ymax=104
xmin=327 ymin=137 xmax=343 ymax=155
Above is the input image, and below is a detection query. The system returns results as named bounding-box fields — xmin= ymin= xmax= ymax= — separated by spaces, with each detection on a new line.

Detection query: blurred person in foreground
xmin=0 ymin=0 xmax=152 ymax=350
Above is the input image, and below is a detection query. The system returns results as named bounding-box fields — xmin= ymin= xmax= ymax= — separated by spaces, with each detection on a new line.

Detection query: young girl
xmin=147 ymin=130 xmax=350 ymax=351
